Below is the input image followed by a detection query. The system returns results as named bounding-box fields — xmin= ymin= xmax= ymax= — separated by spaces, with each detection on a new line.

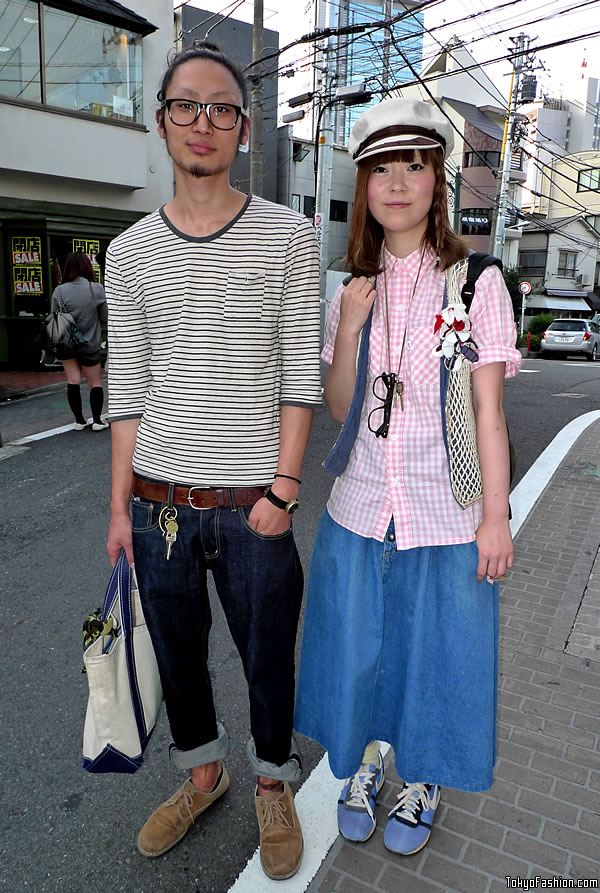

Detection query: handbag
xmin=41 ymin=287 xmax=87 ymax=359
xmin=82 ymin=550 xmax=162 ymax=774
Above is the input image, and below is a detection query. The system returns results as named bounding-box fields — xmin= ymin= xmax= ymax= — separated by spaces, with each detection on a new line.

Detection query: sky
xmin=175 ymin=0 xmax=600 ymax=106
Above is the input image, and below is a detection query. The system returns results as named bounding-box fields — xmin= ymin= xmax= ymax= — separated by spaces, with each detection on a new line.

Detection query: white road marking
xmin=509 ymin=410 xmax=600 ymax=537
xmin=10 ymin=417 xmax=99 ymax=445
xmin=519 ymin=370 xmax=540 ymax=373
xmin=0 ymin=443 xmax=30 ymax=461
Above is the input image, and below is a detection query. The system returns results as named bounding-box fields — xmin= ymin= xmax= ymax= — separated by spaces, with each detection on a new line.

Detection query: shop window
xmin=518 ymin=250 xmax=546 ymax=278
xmin=330 ymin=199 xmax=348 ymax=223
xmin=0 ymin=1 xmax=42 ymax=102
xmin=290 ymin=194 xmax=300 ymax=213
xmin=0 ymin=1 xmax=143 ymax=122
xmin=557 ymin=250 xmax=577 ymax=277
xmin=460 ymin=208 xmax=491 ymax=236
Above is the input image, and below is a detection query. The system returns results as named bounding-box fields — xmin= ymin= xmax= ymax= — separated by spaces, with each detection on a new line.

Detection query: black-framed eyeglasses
xmin=162 ymin=99 xmax=249 ymax=130
xmin=368 ymin=372 xmax=397 ymax=439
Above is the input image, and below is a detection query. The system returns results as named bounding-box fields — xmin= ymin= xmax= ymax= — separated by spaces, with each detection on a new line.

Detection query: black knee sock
xmin=90 ymin=387 xmax=104 ymax=424
xmin=67 ymin=384 xmax=85 ymax=424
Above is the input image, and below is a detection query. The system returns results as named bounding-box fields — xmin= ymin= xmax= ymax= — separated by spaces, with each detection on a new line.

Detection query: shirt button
xmin=388 ymin=533 xmax=395 ymax=542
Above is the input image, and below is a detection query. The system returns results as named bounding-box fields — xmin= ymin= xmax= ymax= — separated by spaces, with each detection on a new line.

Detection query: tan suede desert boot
xmin=137 ymin=763 xmax=229 ymax=857
xmin=255 ymin=782 xmax=304 ymax=880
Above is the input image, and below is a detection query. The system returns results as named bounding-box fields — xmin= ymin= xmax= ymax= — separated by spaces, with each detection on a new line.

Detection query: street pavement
xmin=1 ymin=367 xmax=599 ymax=892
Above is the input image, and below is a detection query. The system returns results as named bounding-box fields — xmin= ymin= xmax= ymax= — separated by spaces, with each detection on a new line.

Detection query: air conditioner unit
xmin=575 ymin=273 xmax=583 ymax=284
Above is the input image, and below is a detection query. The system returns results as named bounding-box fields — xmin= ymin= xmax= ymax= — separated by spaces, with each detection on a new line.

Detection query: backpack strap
xmin=460 ymin=252 xmax=502 ymax=311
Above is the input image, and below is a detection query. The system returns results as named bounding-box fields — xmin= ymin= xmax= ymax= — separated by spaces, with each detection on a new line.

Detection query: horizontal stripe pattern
xmin=106 ymin=196 xmax=322 ymax=484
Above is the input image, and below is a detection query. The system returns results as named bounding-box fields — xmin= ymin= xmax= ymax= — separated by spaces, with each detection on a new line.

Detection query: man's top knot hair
xmin=156 ymin=42 xmax=249 ymax=108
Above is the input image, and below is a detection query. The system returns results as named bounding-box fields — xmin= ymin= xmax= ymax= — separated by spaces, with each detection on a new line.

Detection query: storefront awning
xmin=546 ymin=288 xmax=589 ymax=298
xmin=44 ymin=1 xmax=157 ymax=36
xmin=527 ymin=295 xmax=591 ymax=312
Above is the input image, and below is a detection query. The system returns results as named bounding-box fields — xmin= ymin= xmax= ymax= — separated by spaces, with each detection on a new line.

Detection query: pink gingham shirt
xmin=323 ymin=245 xmax=522 ymax=549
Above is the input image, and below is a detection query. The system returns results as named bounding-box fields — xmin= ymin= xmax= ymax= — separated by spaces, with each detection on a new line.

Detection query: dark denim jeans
xmin=131 ymin=482 xmax=304 ymax=777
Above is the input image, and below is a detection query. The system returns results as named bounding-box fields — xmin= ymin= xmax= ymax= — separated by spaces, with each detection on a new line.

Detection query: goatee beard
xmin=187 ymin=162 xmax=212 ymax=178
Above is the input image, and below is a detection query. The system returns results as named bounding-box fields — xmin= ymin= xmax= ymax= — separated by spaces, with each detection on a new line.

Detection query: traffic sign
xmin=519 ymin=281 xmax=531 ymax=295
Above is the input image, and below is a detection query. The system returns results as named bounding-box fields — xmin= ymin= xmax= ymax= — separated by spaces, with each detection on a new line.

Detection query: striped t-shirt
xmin=105 ymin=194 xmax=322 ymax=485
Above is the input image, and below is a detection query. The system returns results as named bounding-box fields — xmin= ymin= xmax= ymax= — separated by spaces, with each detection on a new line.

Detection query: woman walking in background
xmin=294 ymin=98 xmax=521 ymax=856
xmin=51 ymin=252 xmax=109 ymax=431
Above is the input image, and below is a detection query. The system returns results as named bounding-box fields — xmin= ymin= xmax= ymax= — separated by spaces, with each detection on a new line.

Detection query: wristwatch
xmin=264 ymin=486 xmax=300 ymax=515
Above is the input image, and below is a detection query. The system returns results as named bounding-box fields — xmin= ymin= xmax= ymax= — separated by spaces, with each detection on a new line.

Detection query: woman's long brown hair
xmin=346 ymin=148 xmax=472 ymax=277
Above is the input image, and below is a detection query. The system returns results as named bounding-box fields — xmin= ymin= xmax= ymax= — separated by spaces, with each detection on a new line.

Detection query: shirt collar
xmin=382 ymin=243 xmax=438 ymax=279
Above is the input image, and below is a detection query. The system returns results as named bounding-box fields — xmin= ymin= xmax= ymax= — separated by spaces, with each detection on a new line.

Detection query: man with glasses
xmin=104 ymin=42 xmax=321 ymax=881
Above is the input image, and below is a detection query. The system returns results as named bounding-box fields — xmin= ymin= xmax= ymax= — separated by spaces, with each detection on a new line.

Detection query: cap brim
xmin=354 ymin=134 xmax=443 ymax=164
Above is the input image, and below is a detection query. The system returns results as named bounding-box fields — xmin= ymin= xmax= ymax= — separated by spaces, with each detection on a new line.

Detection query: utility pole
xmin=382 ymin=0 xmax=393 ymax=92
xmin=250 ymin=0 xmax=264 ymax=197
xmin=492 ymin=32 xmax=530 ymax=260
xmin=453 ymin=167 xmax=462 ymax=231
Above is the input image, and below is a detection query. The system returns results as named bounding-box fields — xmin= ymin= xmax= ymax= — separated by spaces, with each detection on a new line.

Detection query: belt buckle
xmin=187 ymin=486 xmax=214 ymax=510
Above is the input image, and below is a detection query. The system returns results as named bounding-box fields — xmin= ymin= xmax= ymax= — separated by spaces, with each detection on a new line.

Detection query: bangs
xmin=359 ymin=148 xmax=432 ymax=167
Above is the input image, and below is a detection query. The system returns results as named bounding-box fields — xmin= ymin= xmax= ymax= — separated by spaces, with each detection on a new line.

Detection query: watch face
xmin=287 ymin=500 xmax=299 ymax=515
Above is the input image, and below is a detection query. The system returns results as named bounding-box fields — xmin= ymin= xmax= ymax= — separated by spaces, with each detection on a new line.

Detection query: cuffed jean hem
xmin=169 ymin=722 xmax=229 ymax=771
xmin=247 ymin=736 xmax=302 ymax=782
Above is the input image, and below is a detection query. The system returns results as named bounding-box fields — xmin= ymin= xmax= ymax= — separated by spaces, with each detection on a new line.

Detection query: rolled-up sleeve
xmin=279 ymin=217 xmax=323 ymax=406
xmin=469 ymin=265 xmax=522 ymax=378
xmin=105 ymin=245 xmax=152 ymax=421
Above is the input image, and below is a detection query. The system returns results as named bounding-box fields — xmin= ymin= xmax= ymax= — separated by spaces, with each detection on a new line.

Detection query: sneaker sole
xmin=260 ymin=843 xmax=303 ymax=880
xmin=338 ymin=770 xmax=385 ymax=843
xmin=384 ymin=825 xmax=433 ymax=856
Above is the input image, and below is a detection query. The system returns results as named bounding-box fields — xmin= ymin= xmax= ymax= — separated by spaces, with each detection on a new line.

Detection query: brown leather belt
xmin=132 ymin=476 xmax=268 ymax=510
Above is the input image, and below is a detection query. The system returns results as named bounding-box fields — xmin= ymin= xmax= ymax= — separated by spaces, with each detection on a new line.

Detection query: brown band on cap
xmin=353 ymin=124 xmax=446 ymax=160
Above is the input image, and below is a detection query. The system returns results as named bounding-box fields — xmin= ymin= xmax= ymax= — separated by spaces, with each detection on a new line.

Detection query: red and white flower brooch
xmin=432 ymin=304 xmax=479 ymax=370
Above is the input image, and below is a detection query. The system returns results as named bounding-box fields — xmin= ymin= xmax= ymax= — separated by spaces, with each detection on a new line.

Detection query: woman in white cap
xmin=294 ymin=98 xmax=521 ymax=855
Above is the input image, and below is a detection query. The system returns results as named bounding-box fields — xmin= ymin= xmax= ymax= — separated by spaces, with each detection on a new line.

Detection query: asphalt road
xmin=1 ymin=355 xmax=600 ymax=892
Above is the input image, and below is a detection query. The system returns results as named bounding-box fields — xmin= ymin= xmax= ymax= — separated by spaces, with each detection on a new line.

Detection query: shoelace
xmin=388 ymin=783 xmax=436 ymax=825
xmin=345 ymin=761 xmax=379 ymax=819
xmin=257 ymin=795 xmax=292 ymax=832
xmin=164 ymin=783 xmax=197 ymax=821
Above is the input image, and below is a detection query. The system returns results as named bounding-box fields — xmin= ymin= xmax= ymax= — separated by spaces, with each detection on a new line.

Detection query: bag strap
xmin=102 ymin=551 xmax=148 ymax=743
xmin=56 ymin=285 xmax=68 ymax=315
xmin=460 ymin=252 xmax=503 ymax=311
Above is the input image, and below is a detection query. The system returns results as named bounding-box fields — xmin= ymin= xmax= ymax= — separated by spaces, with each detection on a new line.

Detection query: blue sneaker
xmin=337 ymin=750 xmax=385 ymax=842
xmin=383 ymin=782 xmax=441 ymax=855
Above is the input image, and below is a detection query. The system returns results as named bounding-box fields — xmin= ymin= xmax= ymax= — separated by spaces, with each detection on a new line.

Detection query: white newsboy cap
xmin=348 ymin=98 xmax=454 ymax=164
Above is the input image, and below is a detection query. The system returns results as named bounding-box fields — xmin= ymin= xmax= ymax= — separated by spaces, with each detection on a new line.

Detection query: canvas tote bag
xmin=82 ymin=550 xmax=162 ymax=773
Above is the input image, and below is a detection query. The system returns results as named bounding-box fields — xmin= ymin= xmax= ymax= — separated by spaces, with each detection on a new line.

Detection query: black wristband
xmin=274 ymin=473 xmax=301 ymax=485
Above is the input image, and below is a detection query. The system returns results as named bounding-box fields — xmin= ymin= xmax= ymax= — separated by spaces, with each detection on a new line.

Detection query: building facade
xmin=0 ymin=0 xmax=175 ymax=367
xmin=400 ymin=40 xmax=509 ymax=254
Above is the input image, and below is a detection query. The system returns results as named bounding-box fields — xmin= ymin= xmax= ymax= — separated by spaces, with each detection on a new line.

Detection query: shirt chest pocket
xmin=224 ymin=270 xmax=265 ymax=319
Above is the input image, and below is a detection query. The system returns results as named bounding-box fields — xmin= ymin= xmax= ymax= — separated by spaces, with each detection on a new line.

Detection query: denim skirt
xmin=294 ymin=510 xmax=499 ymax=792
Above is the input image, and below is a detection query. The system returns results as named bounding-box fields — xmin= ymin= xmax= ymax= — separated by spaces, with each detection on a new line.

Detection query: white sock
xmin=361 ymin=741 xmax=380 ymax=766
